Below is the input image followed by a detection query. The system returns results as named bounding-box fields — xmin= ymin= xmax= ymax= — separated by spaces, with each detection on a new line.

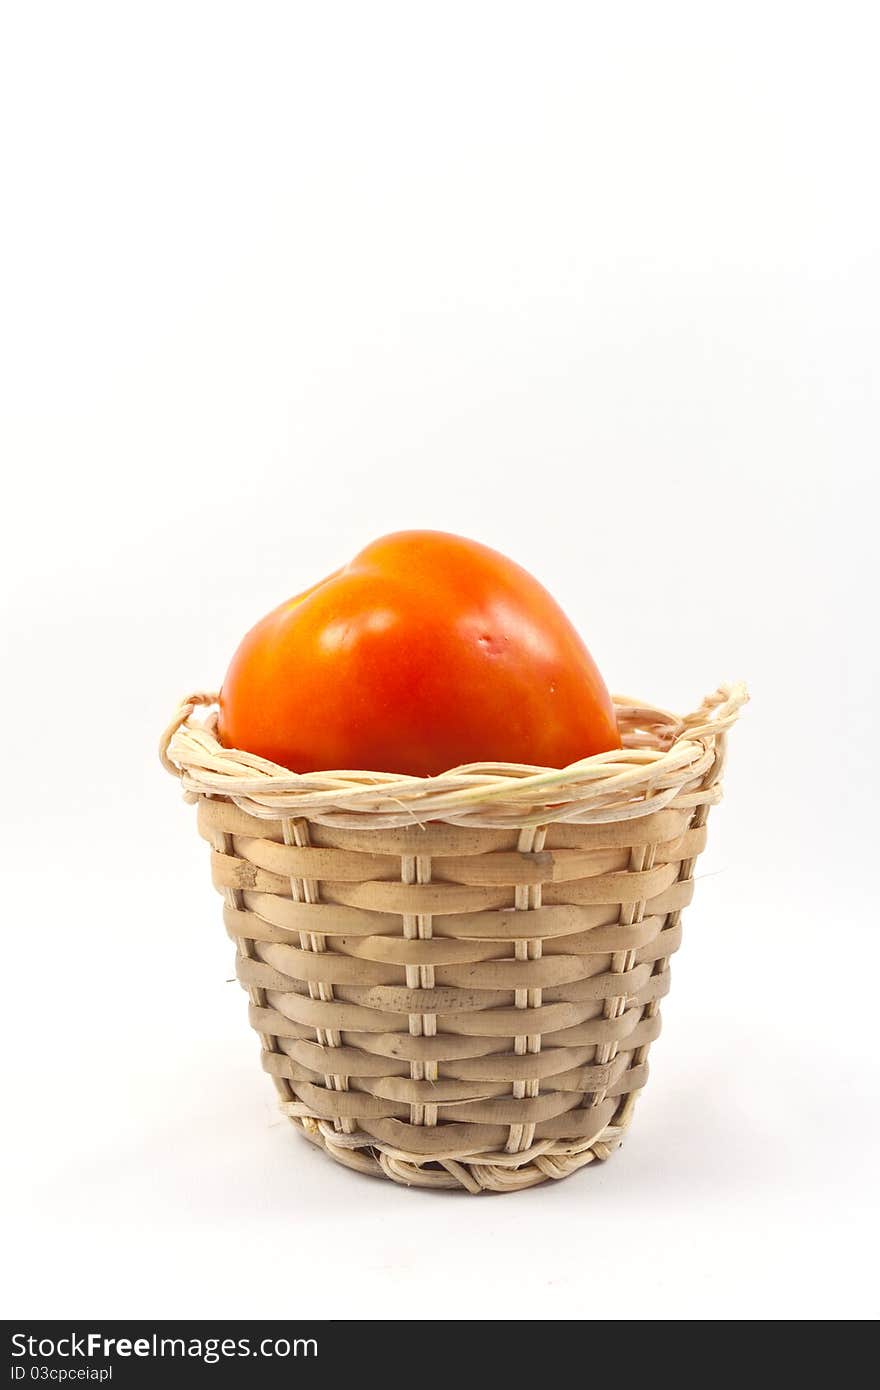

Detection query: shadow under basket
xmin=161 ymin=683 xmax=746 ymax=1193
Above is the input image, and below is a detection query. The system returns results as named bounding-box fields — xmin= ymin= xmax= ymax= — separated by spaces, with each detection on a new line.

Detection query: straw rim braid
xmin=161 ymin=682 xmax=747 ymax=829
xmin=163 ymin=681 xmax=746 ymax=1191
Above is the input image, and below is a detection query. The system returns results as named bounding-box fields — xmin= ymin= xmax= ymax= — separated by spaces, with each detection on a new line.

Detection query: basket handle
xmin=159 ymin=691 xmax=219 ymax=775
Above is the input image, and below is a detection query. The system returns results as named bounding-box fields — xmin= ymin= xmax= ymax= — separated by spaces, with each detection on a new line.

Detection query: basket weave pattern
xmin=162 ymin=684 xmax=745 ymax=1192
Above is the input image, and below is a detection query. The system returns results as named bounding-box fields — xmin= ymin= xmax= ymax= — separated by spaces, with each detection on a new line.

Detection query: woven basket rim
xmin=160 ymin=681 xmax=746 ymax=828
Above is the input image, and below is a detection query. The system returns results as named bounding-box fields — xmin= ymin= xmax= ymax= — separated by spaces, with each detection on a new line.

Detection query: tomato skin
xmin=218 ymin=531 xmax=620 ymax=776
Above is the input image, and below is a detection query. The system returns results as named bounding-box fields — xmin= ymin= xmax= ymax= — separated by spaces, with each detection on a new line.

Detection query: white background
xmin=2 ymin=2 xmax=877 ymax=1322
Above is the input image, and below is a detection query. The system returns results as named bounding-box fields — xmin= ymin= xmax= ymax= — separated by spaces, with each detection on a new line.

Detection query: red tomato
xmin=218 ymin=531 xmax=620 ymax=775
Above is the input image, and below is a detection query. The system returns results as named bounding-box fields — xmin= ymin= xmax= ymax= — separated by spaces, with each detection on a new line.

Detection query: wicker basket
xmin=161 ymin=682 xmax=745 ymax=1193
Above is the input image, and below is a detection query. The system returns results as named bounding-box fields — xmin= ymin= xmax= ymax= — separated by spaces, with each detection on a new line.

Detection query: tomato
xmin=218 ymin=531 xmax=620 ymax=776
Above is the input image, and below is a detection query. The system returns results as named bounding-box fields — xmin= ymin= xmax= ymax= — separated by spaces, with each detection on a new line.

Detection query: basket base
xmin=290 ymin=1109 xmax=636 ymax=1193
